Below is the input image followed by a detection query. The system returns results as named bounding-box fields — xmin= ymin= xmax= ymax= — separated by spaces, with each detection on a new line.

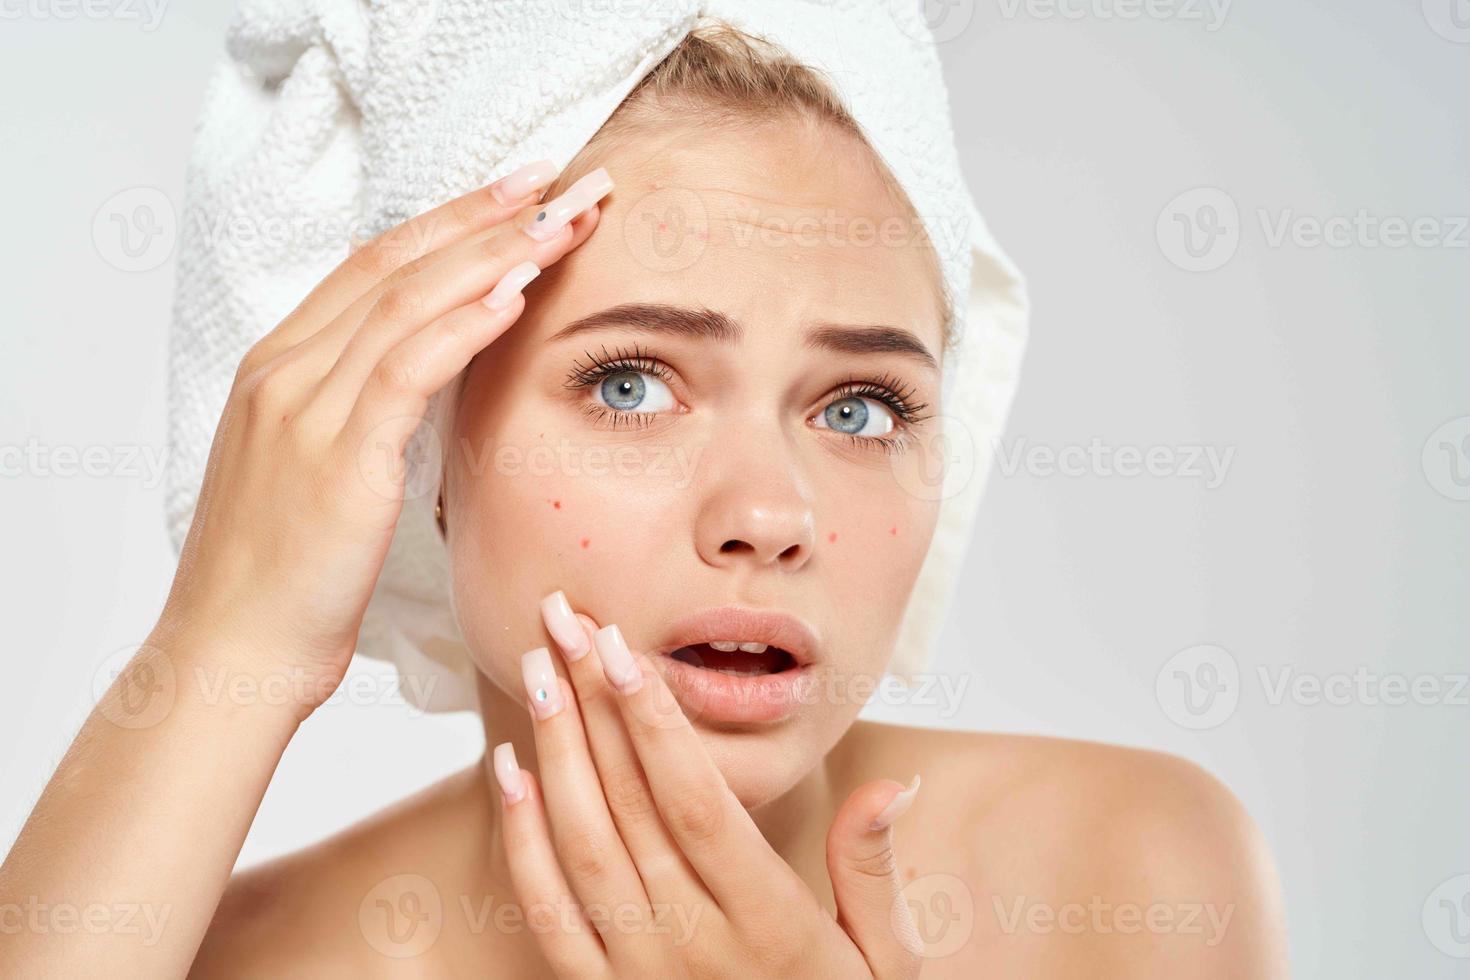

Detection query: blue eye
xmin=814 ymin=396 xmax=896 ymax=438
xmin=594 ymin=369 xmax=676 ymax=414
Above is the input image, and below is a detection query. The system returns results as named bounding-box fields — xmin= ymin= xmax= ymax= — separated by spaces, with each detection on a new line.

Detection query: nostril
xmin=714 ymin=539 xmax=805 ymax=563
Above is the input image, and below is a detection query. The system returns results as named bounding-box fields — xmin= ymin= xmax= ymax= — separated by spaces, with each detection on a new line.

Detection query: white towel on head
xmin=165 ymin=0 xmax=1030 ymax=712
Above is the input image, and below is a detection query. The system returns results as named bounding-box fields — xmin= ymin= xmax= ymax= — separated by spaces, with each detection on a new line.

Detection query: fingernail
xmin=490 ymin=158 xmax=559 ymax=206
xmin=870 ymin=775 xmax=921 ymax=831
xmin=522 ymin=166 xmax=614 ymax=243
xmin=483 ymin=260 xmax=540 ymax=311
xmin=493 ymin=742 xmax=526 ymax=805
xmin=521 ymin=647 xmax=565 ymax=719
xmin=594 ymin=624 xmax=641 ymax=695
xmin=540 ymin=590 xmax=590 ymax=662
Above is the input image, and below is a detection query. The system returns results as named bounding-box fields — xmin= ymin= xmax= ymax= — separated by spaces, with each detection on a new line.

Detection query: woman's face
xmin=446 ymin=118 xmax=947 ymax=807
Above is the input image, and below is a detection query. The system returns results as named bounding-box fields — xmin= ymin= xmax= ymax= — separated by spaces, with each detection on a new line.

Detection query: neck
xmin=464 ymin=670 xmax=842 ymax=909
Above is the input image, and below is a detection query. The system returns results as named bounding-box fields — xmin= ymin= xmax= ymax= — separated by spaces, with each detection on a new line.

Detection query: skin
xmin=0 ymin=116 xmax=1289 ymax=978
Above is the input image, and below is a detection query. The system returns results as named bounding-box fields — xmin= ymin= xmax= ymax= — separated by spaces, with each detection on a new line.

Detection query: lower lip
xmin=658 ymin=654 xmax=813 ymax=725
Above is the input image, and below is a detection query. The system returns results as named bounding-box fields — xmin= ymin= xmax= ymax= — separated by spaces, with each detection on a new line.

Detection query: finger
xmin=590 ymin=627 xmax=796 ymax=914
xmin=518 ymin=647 xmax=652 ymax=942
xmin=346 ymin=203 xmax=599 ymax=430
xmin=494 ymin=742 xmax=609 ymax=978
xmin=539 ymin=593 xmax=709 ymax=908
xmin=251 ymin=160 xmax=559 ymax=360
xmin=826 ymin=777 xmax=924 ymax=980
xmin=331 ymin=205 xmax=599 ymax=497
xmin=308 ymin=169 xmax=611 ymax=416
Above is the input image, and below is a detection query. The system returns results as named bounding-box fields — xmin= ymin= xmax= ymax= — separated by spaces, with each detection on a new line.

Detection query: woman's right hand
xmin=156 ymin=161 xmax=615 ymax=716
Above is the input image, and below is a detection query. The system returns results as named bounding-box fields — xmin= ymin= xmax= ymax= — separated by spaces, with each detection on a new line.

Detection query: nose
xmin=694 ymin=441 xmax=816 ymax=572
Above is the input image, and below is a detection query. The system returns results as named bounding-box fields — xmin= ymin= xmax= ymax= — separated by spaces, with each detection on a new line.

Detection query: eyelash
xmin=562 ymin=344 xmax=931 ymax=453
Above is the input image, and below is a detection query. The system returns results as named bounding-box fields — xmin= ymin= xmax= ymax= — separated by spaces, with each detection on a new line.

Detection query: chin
xmin=695 ymin=724 xmax=823 ymax=810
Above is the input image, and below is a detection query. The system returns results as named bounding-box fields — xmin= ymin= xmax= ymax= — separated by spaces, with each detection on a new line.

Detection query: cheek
xmin=813 ymin=463 xmax=940 ymax=661
xmin=473 ymin=459 xmax=666 ymax=569
xmin=445 ymin=420 xmax=684 ymax=685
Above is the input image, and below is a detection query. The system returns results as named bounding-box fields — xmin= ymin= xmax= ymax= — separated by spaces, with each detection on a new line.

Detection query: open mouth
xmin=653 ymin=606 xmax=818 ymax=724
xmin=668 ymin=642 xmax=799 ymax=677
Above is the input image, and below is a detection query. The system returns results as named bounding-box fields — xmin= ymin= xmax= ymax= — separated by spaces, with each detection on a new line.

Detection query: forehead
xmin=534 ymin=118 xmax=946 ymax=358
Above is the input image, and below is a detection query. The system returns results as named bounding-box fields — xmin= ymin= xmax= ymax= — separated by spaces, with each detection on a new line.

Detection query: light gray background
xmin=2 ymin=2 xmax=1466 ymax=976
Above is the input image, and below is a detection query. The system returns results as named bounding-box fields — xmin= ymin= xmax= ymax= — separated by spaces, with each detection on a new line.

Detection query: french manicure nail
xmin=483 ymin=260 xmax=540 ymax=311
xmin=493 ymin=742 xmax=526 ymax=805
xmin=594 ymin=624 xmax=641 ymax=695
xmin=522 ymin=166 xmax=614 ymax=242
xmin=521 ymin=647 xmax=565 ymax=719
xmin=540 ymin=590 xmax=590 ymax=661
xmin=490 ymin=158 xmax=559 ymax=206
xmin=870 ymin=775 xmax=921 ymax=831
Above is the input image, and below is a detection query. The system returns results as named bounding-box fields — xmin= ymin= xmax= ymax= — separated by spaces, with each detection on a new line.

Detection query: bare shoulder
xmin=189 ymin=767 xmax=483 ymax=979
xmin=833 ymin=722 xmax=1290 ymax=977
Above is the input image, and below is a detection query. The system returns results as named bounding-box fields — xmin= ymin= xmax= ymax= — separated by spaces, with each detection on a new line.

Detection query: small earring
xmin=434 ymin=494 xmax=446 ymax=535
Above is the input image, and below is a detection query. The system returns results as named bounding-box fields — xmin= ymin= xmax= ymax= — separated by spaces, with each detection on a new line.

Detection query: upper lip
xmin=654 ymin=606 xmax=820 ymax=667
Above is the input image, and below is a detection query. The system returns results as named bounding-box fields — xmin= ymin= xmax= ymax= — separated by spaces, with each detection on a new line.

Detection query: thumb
xmin=826 ymin=775 xmax=923 ymax=979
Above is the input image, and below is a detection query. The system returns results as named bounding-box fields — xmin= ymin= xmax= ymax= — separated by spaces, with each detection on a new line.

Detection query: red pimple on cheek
xmin=580 ymin=537 xmax=591 ymax=549
xmin=890 ymin=525 xmax=898 ymax=536
xmin=828 ymin=532 xmax=838 ymax=543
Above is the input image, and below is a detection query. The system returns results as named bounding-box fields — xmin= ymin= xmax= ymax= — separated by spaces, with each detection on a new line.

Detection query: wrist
xmin=140 ymin=619 xmax=329 ymax=729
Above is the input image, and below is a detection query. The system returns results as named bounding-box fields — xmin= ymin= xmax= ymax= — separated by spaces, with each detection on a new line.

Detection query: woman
xmin=0 ymin=21 xmax=1287 ymax=978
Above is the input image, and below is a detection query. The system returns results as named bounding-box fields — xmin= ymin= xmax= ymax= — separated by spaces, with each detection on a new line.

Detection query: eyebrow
xmin=545 ymin=302 xmax=939 ymax=371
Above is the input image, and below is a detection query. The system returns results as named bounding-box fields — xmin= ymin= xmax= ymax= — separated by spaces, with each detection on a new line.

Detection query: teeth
xmin=704 ymin=640 xmax=769 ymax=653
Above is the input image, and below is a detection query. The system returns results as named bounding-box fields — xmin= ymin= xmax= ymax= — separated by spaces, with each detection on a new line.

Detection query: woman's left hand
xmin=491 ymin=592 xmax=925 ymax=979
